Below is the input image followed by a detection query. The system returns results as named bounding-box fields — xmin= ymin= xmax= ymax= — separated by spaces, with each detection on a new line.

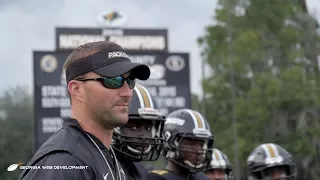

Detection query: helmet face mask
xmin=164 ymin=133 xmax=214 ymax=172
xmin=204 ymin=148 xmax=233 ymax=180
xmin=205 ymin=169 xmax=232 ymax=180
xmin=247 ymin=143 xmax=297 ymax=180
xmin=249 ymin=165 xmax=296 ymax=180
xmin=162 ymin=109 xmax=215 ymax=173
xmin=113 ymin=85 xmax=165 ymax=162
xmin=113 ymin=110 xmax=165 ymax=161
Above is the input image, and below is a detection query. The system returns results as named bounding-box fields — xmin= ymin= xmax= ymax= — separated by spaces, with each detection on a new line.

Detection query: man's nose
xmin=119 ymin=81 xmax=133 ymax=98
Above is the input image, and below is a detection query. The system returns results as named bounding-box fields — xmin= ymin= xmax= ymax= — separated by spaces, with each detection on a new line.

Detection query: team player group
xmin=20 ymin=41 xmax=297 ymax=180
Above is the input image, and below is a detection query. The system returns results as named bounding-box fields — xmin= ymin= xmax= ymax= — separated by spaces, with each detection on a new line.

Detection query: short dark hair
xmin=63 ymin=41 xmax=124 ymax=74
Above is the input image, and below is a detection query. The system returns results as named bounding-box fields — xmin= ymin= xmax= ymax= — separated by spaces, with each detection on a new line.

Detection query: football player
xmin=204 ymin=148 xmax=233 ymax=180
xmin=112 ymin=84 xmax=166 ymax=180
xmin=247 ymin=143 xmax=297 ymax=180
xmin=147 ymin=109 xmax=214 ymax=180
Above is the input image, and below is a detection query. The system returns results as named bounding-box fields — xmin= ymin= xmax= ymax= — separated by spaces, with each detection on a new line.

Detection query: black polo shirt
xmin=19 ymin=118 xmax=127 ymax=180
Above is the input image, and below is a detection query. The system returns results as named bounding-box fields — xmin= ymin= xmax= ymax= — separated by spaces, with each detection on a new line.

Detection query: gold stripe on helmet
xmin=136 ymin=85 xmax=151 ymax=108
xmin=192 ymin=110 xmax=203 ymax=128
xmin=266 ymin=144 xmax=277 ymax=158
xmin=214 ymin=149 xmax=221 ymax=161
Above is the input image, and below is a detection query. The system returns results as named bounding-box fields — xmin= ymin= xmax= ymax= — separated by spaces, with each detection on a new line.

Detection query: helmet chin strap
xmin=127 ymin=145 xmax=152 ymax=155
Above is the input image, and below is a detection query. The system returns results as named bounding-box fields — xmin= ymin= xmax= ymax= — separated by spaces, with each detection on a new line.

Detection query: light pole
xmin=202 ymin=57 xmax=207 ymax=117
xmin=225 ymin=0 xmax=240 ymax=179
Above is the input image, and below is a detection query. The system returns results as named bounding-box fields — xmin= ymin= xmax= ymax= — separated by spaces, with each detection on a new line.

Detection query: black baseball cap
xmin=65 ymin=42 xmax=150 ymax=83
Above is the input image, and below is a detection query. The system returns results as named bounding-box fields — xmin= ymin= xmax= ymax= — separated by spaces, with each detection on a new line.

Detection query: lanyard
xmin=87 ymin=134 xmax=123 ymax=180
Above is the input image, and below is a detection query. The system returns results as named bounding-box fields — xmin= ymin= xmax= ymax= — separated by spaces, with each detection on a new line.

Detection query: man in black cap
xmin=19 ymin=41 xmax=150 ymax=180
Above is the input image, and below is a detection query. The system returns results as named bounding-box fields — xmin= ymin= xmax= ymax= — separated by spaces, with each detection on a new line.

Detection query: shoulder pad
xmin=149 ymin=170 xmax=169 ymax=175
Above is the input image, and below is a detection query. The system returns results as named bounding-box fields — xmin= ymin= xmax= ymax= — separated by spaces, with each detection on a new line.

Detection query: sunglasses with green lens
xmin=76 ymin=75 xmax=136 ymax=89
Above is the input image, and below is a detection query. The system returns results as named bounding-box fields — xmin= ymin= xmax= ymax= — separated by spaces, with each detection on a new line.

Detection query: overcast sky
xmin=0 ymin=0 xmax=319 ymax=97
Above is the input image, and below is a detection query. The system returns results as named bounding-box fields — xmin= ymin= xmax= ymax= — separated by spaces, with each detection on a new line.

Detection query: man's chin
xmin=114 ymin=115 xmax=129 ymax=127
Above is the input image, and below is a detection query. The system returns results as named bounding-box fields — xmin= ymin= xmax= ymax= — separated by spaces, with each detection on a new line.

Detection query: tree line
xmin=197 ymin=0 xmax=320 ymax=179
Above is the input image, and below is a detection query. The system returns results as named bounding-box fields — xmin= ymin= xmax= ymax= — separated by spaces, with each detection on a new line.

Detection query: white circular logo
xmin=165 ymin=55 xmax=185 ymax=72
xmin=96 ymin=11 xmax=128 ymax=27
xmin=40 ymin=55 xmax=58 ymax=73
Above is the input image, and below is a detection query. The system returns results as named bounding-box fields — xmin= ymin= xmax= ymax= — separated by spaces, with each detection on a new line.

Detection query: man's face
xmin=205 ymin=169 xmax=227 ymax=180
xmin=179 ymin=138 xmax=206 ymax=165
xmin=80 ymin=71 xmax=133 ymax=128
xmin=263 ymin=166 xmax=287 ymax=179
xmin=121 ymin=119 xmax=154 ymax=152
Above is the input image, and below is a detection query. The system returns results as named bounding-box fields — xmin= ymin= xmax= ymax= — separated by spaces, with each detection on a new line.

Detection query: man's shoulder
xmin=32 ymin=151 xmax=84 ymax=165
xmin=35 ymin=127 xmax=80 ymax=155
xmin=133 ymin=162 xmax=147 ymax=171
xmin=147 ymin=170 xmax=207 ymax=180
xmin=28 ymin=126 xmax=90 ymax=169
xmin=193 ymin=172 xmax=210 ymax=180
xmin=133 ymin=162 xmax=149 ymax=179
xmin=39 ymin=118 xmax=86 ymax=151
xmin=19 ymin=151 xmax=93 ymax=180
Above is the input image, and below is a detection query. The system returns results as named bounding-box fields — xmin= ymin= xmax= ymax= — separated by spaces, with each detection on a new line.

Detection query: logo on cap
xmin=108 ymin=51 xmax=128 ymax=58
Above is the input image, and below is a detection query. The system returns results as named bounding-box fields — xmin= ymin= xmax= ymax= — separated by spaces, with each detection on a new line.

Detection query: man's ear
xmin=67 ymin=80 xmax=85 ymax=103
